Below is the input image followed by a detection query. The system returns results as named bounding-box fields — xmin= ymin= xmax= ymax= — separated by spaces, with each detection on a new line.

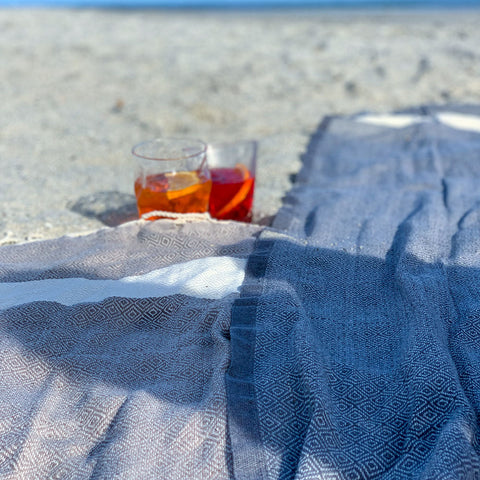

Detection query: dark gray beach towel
xmin=1 ymin=106 xmax=480 ymax=479
xmin=228 ymin=106 xmax=480 ymax=480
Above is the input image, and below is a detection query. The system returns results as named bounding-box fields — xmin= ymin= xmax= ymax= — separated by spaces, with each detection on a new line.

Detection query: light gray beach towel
xmin=0 ymin=220 xmax=262 ymax=479
xmin=1 ymin=105 xmax=480 ymax=479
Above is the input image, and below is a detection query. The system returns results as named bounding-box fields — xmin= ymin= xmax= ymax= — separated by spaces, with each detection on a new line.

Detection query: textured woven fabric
xmin=227 ymin=106 xmax=480 ymax=480
xmin=0 ymin=220 xmax=262 ymax=479
xmin=2 ymin=107 xmax=480 ymax=479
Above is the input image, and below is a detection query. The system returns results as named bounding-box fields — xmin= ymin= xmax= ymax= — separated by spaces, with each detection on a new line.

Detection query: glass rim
xmin=132 ymin=137 xmax=207 ymax=162
xmin=206 ymin=139 xmax=258 ymax=170
xmin=207 ymin=139 xmax=257 ymax=151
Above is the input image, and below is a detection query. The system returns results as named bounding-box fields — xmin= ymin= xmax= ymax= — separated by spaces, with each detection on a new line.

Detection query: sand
xmin=1 ymin=7 xmax=480 ymax=244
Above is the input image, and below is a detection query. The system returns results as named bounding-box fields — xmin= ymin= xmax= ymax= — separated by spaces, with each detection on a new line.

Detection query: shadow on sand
xmin=68 ymin=191 xmax=139 ymax=226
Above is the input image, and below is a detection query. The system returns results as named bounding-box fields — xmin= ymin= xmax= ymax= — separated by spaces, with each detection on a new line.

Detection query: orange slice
xmin=165 ymin=171 xmax=204 ymax=200
xmin=166 ymin=182 xmax=204 ymax=201
xmin=235 ymin=163 xmax=250 ymax=181
xmin=216 ymin=164 xmax=253 ymax=217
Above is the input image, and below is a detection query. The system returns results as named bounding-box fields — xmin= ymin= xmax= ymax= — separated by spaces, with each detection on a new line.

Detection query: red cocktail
xmin=209 ymin=164 xmax=255 ymax=222
xmin=207 ymin=141 xmax=257 ymax=223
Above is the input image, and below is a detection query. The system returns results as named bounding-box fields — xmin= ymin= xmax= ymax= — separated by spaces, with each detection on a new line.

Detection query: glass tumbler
xmin=132 ymin=138 xmax=211 ymax=220
xmin=207 ymin=140 xmax=257 ymax=223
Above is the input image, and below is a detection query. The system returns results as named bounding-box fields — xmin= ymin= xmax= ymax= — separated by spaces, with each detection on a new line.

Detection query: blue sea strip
xmin=2 ymin=0 xmax=480 ymax=8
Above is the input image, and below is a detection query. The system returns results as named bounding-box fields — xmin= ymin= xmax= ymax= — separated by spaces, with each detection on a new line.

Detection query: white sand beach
xmin=1 ymin=7 xmax=480 ymax=243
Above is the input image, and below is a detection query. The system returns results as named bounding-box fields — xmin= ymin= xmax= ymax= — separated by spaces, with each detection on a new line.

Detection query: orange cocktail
xmin=132 ymin=138 xmax=210 ymax=220
xmin=135 ymin=171 xmax=211 ymax=219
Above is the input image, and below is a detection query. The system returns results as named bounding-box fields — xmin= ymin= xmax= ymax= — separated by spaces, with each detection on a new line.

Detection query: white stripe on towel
xmin=356 ymin=112 xmax=480 ymax=133
xmin=435 ymin=112 xmax=480 ymax=133
xmin=355 ymin=114 xmax=426 ymax=128
xmin=0 ymin=256 xmax=247 ymax=310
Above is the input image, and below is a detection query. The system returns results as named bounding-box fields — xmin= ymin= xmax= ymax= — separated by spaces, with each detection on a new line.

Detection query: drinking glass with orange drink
xmin=207 ymin=141 xmax=257 ymax=223
xmin=132 ymin=138 xmax=211 ymax=220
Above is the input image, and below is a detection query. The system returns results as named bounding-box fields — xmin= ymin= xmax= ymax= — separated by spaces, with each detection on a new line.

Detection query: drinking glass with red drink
xmin=207 ymin=141 xmax=257 ymax=222
xmin=132 ymin=138 xmax=211 ymax=220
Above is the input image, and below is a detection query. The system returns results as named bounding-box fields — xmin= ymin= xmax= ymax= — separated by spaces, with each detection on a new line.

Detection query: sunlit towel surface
xmin=1 ymin=106 xmax=480 ymax=479
xmin=229 ymin=105 xmax=480 ymax=480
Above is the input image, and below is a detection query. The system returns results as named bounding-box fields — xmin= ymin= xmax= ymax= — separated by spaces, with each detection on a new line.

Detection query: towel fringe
xmin=140 ymin=210 xmax=215 ymax=223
